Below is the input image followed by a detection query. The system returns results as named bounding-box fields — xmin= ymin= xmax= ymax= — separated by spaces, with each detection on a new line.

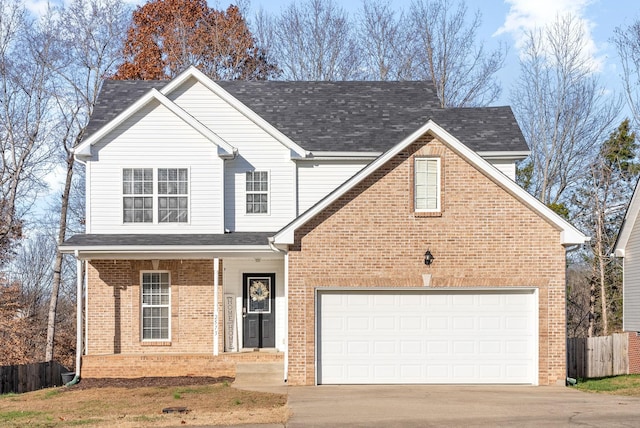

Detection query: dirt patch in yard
xmin=65 ymin=376 xmax=233 ymax=390
xmin=0 ymin=377 xmax=288 ymax=427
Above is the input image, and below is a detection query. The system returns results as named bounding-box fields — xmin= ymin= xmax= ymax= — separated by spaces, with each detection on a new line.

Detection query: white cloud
xmin=24 ymin=0 xmax=50 ymax=17
xmin=495 ymin=0 xmax=603 ymax=72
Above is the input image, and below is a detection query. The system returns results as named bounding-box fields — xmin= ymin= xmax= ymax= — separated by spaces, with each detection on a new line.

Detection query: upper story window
xmin=246 ymin=171 xmax=269 ymax=214
xmin=141 ymin=272 xmax=170 ymax=341
xmin=123 ymin=168 xmax=153 ymax=223
xmin=414 ymin=158 xmax=440 ymax=212
xmin=158 ymin=168 xmax=188 ymax=223
xmin=122 ymin=168 xmax=189 ymax=223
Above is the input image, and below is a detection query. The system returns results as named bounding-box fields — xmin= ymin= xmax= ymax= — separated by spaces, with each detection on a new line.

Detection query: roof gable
xmin=272 ymin=120 xmax=587 ymax=246
xmin=75 ymin=88 xmax=236 ymax=159
xmin=84 ymin=73 xmax=529 ymax=156
xmin=614 ymin=179 xmax=640 ymax=257
xmin=161 ymin=67 xmax=308 ymax=157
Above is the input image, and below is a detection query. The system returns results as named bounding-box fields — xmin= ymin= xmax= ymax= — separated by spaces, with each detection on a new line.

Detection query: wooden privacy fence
xmin=0 ymin=361 xmax=69 ymax=394
xmin=567 ymin=333 xmax=629 ymax=379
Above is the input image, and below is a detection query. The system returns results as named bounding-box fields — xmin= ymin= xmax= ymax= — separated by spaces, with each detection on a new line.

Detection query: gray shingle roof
xmin=60 ymin=232 xmax=272 ymax=247
xmin=85 ymin=79 xmax=528 ymax=153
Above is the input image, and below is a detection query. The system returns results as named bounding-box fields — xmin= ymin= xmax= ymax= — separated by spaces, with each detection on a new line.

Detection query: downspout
xmin=269 ymin=239 xmax=288 ymax=382
xmin=213 ymin=258 xmax=219 ymax=356
xmin=66 ymin=250 xmax=83 ymax=386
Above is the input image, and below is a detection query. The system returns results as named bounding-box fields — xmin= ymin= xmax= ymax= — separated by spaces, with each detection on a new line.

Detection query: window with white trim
xmin=414 ymin=158 xmax=440 ymax=212
xmin=123 ymin=168 xmax=153 ymax=223
xmin=158 ymin=168 xmax=188 ymax=222
xmin=141 ymin=272 xmax=170 ymax=340
xmin=246 ymin=171 xmax=269 ymax=214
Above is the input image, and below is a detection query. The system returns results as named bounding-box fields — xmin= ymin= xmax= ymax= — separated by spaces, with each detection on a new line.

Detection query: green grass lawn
xmin=575 ymin=374 xmax=640 ymax=396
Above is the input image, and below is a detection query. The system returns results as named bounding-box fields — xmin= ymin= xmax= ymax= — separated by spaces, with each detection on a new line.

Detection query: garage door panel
xmin=317 ymin=289 xmax=537 ymax=384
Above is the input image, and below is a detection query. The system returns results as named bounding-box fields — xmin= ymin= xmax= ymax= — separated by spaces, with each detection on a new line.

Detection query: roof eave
xmin=59 ymin=244 xmax=279 ymax=260
xmin=613 ymin=178 xmax=640 ymax=256
xmin=273 ymin=120 xmax=588 ymax=247
xmin=477 ymin=150 xmax=530 ymax=160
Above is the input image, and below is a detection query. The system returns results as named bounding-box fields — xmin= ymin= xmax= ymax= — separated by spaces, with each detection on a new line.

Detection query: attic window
xmin=414 ymin=158 xmax=440 ymax=212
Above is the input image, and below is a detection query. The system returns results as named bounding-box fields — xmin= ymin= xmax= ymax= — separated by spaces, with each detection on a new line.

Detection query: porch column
xmin=284 ymin=252 xmax=289 ymax=382
xmin=75 ymin=251 xmax=83 ymax=377
xmin=213 ymin=258 xmax=220 ymax=356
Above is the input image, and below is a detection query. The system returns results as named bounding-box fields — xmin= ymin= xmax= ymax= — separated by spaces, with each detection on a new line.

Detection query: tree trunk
xmin=588 ymin=281 xmax=595 ymax=337
xmin=596 ymin=213 xmax=609 ymax=336
xmin=45 ymin=153 xmax=74 ymax=362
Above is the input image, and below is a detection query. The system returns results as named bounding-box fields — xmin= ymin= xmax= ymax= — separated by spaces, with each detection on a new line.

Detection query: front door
xmin=242 ymin=273 xmax=276 ymax=348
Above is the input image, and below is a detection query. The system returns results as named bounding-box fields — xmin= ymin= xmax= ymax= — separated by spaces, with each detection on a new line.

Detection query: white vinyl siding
xmin=88 ymin=100 xmax=224 ymax=233
xmin=141 ymin=272 xmax=170 ymax=341
xmin=624 ymin=219 xmax=640 ymax=331
xmin=415 ymin=158 xmax=440 ymax=212
xmin=297 ymin=160 xmax=370 ymax=214
xmin=165 ymin=79 xmax=296 ymax=231
xmin=486 ymin=159 xmax=517 ymax=181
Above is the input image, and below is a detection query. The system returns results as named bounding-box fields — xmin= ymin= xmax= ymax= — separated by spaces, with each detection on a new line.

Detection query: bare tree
xmin=574 ymin=120 xmax=638 ymax=336
xmin=357 ymin=0 xmax=413 ymax=80
xmin=614 ymin=21 xmax=640 ymax=129
xmin=43 ymin=0 xmax=130 ymax=362
xmin=567 ymin=265 xmax=592 ymax=338
xmin=512 ymin=14 xmax=619 ymax=210
xmin=261 ymin=0 xmax=362 ymax=80
xmin=408 ymin=0 xmax=506 ymax=107
xmin=0 ymin=0 xmax=55 ymax=263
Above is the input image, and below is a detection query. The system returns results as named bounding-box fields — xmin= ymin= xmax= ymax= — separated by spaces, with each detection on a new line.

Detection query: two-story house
xmin=61 ymin=67 xmax=587 ymax=386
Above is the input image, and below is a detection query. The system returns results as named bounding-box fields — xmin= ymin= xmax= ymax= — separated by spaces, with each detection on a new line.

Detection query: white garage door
xmin=317 ymin=289 xmax=537 ymax=385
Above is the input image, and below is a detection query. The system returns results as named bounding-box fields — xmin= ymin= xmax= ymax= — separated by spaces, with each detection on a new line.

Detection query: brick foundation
xmin=629 ymin=332 xmax=640 ymax=374
xmin=81 ymin=352 xmax=283 ymax=379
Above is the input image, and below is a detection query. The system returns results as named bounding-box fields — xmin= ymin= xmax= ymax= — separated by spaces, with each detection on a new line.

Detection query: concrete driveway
xmin=284 ymin=385 xmax=640 ymax=427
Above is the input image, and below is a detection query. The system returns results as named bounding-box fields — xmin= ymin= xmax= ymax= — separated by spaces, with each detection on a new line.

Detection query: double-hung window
xmin=158 ymin=168 xmax=189 ymax=222
xmin=246 ymin=171 xmax=269 ymax=214
xmin=123 ymin=168 xmax=189 ymax=223
xmin=123 ymin=168 xmax=153 ymax=223
xmin=414 ymin=158 xmax=440 ymax=212
xmin=141 ymin=272 xmax=170 ymax=340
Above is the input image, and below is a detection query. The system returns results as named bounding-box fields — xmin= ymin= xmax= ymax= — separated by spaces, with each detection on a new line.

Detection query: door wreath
xmin=249 ymin=280 xmax=270 ymax=302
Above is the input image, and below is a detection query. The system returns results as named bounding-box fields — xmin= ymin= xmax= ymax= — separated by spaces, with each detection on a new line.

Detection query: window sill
xmin=141 ymin=341 xmax=172 ymax=347
xmin=414 ymin=211 xmax=443 ymax=218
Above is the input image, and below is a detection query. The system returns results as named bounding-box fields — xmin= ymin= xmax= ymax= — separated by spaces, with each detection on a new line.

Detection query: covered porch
xmin=59 ymin=233 xmax=288 ymax=381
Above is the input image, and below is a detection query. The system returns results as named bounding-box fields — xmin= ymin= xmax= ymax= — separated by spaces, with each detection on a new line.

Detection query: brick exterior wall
xmin=629 ymin=332 xmax=640 ymax=374
xmin=81 ymin=352 xmax=283 ymax=378
xmin=286 ymin=135 xmax=568 ymax=386
xmin=84 ymin=259 xmax=227 ymax=376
